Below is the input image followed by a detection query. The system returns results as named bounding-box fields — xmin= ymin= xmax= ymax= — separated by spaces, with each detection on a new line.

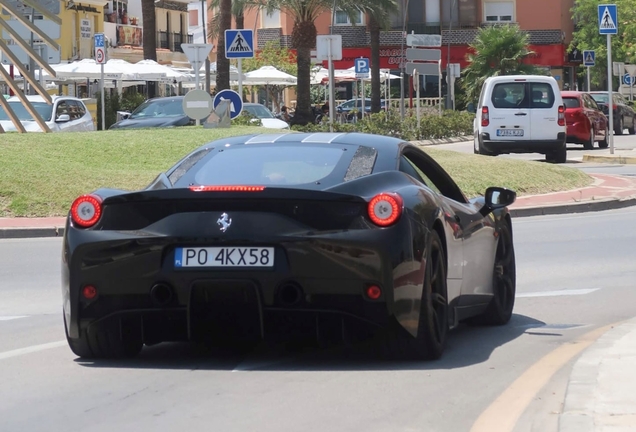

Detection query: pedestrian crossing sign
xmin=583 ymin=50 xmax=595 ymax=67
xmin=598 ymin=4 xmax=618 ymax=35
xmin=224 ymin=29 xmax=254 ymax=59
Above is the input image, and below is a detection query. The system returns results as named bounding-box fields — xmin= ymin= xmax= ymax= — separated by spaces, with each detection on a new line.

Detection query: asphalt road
xmin=1 ymin=207 xmax=636 ymax=432
xmin=441 ymin=133 xmax=636 ymax=175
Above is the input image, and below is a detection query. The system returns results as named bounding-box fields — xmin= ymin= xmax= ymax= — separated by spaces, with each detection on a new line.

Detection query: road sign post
xmin=316 ymin=35 xmax=342 ymax=132
xmin=405 ymin=32 xmax=442 ymax=115
xmin=583 ymin=50 xmax=595 ymax=91
xmin=181 ymin=43 xmax=214 ymax=125
xmin=599 ymin=4 xmax=618 ymax=154
xmin=355 ymin=58 xmax=369 ymax=117
xmin=94 ymin=33 xmax=106 ymax=131
xmin=225 ymin=29 xmax=254 ymax=102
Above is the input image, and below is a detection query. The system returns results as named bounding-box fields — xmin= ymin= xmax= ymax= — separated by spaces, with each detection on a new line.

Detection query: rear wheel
xmin=546 ymin=145 xmax=567 ymax=164
xmin=476 ymin=223 xmax=516 ymax=325
xmin=599 ymin=125 xmax=609 ymax=148
xmin=628 ymin=116 xmax=636 ymax=135
xmin=583 ymin=125 xmax=595 ymax=150
xmin=615 ymin=117 xmax=624 ymax=135
xmin=65 ymin=314 xmax=143 ymax=359
xmin=384 ymin=230 xmax=448 ymax=360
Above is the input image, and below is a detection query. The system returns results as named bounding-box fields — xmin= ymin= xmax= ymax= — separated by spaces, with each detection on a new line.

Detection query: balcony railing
xmin=156 ymin=31 xmax=194 ymax=52
xmin=406 ymin=21 xmax=479 ymax=34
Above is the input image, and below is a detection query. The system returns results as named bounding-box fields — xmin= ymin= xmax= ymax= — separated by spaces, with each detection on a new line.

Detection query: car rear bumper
xmin=480 ymin=132 xmax=566 ymax=154
xmin=62 ymin=224 xmax=407 ymax=341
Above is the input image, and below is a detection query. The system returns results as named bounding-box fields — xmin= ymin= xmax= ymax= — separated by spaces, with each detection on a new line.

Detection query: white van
xmin=473 ymin=75 xmax=567 ymax=163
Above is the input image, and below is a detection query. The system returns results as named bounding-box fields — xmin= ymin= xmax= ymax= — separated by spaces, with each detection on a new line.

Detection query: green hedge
xmin=292 ymin=109 xmax=474 ymax=141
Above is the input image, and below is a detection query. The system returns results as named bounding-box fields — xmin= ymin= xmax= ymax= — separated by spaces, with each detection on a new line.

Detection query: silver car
xmin=0 ymin=95 xmax=95 ymax=132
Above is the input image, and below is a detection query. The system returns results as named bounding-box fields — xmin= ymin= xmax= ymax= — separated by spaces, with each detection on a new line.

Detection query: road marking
xmin=517 ymin=288 xmax=600 ymax=298
xmin=0 ymin=340 xmax=66 ymax=361
xmin=469 ymin=322 xmax=622 ymax=432
xmin=0 ymin=316 xmax=29 ymax=321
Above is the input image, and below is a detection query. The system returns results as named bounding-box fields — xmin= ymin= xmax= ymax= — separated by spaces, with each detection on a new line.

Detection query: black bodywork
xmin=109 ymin=96 xmax=194 ymax=130
xmin=62 ymin=133 xmax=513 ymax=355
xmin=590 ymin=92 xmax=636 ymax=135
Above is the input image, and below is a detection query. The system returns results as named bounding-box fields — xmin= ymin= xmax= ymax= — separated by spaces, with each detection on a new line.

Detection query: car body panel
xmin=589 ymin=91 xmax=635 ymax=132
xmin=242 ymin=103 xmax=290 ymax=129
xmin=562 ymin=91 xmax=608 ymax=144
xmin=62 ymin=132 xmax=512 ymax=345
xmin=109 ymin=96 xmax=192 ymax=130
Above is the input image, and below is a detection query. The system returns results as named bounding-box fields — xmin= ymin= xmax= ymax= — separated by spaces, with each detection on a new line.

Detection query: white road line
xmin=517 ymin=288 xmax=600 ymax=298
xmin=0 ymin=340 xmax=66 ymax=361
xmin=0 ymin=316 xmax=29 ymax=321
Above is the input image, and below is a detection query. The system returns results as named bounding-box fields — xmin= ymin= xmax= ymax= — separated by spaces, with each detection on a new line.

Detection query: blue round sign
xmin=623 ymin=73 xmax=635 ymax=86
xmin=213 ymin=89 xmax=243 ymax=119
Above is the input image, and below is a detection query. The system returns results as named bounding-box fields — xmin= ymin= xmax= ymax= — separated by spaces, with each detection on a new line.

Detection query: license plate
xmin=497 ymin=129 xmax=524 ymax=137
xmin=175 ymin=247 xmax=275 ymax=268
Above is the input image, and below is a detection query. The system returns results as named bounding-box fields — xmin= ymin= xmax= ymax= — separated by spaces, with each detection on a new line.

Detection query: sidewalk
xmin=559 ymin=318 xmax=636 ymax=431
xmin=581 ymin=146 xmax=636 ymax=164
xmin=1 ymin=172 xmax=636 ymax=239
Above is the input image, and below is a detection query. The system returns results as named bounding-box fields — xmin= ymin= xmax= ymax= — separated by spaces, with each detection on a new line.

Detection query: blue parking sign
xmin=94 ymin=33 xmax=105 ymax=48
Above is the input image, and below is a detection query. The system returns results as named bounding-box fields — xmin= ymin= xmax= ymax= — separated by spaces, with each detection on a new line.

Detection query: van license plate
xmin=497 ymin=129 xmax=524 ymax=137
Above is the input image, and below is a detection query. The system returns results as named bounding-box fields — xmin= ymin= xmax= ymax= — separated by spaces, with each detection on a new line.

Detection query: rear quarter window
xmin=563 ymin=97 xmax=580 ymax=108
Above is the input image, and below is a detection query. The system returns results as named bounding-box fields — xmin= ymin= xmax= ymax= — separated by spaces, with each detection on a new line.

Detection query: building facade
xmin=195 ymin=0 xmax=580 ymax=92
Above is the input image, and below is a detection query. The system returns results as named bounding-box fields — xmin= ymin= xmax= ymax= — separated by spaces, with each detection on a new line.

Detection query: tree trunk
xmin=216 ymin=0 xmax=232 ymax=91
xmin=141 ymin=0 xmax=157 ymax=97
xmin=236 ymin=10 xmax=244 ymax=30
xmin=290 ymin=20 xmax=317 ymax=125
xmin=369 ymin=16 xmax=381 ymax=113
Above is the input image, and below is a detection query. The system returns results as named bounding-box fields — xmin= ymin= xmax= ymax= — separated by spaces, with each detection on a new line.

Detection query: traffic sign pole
xmin=587 ymin=66 xmax=591 ymax=92
xmin=599 ymin=4 xmax=617 ymax=154
xmin=607 ymin=34 xmax=613 ymax=154
xmin=238 ymin=58 xmax=243 ymax=102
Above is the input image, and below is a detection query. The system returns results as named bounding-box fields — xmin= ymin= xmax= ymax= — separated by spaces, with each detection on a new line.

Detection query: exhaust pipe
xmin=276 ymin=282 xmax=303 ymax=306
xmin=150 ymin=283 xmax=174 ymax=307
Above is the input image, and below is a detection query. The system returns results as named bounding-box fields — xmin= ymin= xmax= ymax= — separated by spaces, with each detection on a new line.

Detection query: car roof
xmin=6 ymin=95 xmax=83 ymax=103
xmin=561 ymin=91 xmax=584 ymax=97
xmin=486 ymin=75 xmax=557 ymax=83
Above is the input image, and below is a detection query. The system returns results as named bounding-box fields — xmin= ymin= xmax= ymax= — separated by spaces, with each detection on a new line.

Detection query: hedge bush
xmin=291 ymin=109 xmax=474 ymax=141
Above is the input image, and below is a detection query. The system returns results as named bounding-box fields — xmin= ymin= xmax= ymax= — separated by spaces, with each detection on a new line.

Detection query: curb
xmin=410 ymin=136 xmax=472 ymax=146
xmin=582 ymin=154 xmax=636 ymax=164
xmin=510 ymin=196 xmax=636 ymax=218
xmin=0 ymin=227 xmax=65 ymax=239
xmin=558 ymin=319 xmax=636 ymax=432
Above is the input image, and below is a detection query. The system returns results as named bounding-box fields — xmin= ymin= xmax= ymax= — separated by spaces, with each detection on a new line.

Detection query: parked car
xmin=242 ymin=103 xmax=289 ymax=129
xmin=473 ymin=75 xmax=567 ymax=163
xmin=61 ymin=132 xmax=517 ymax=360
xmin=588 ymin=92 xmax=636 ymax=135
xmin=336 ymin=98 xmax=387 ymax=121
xmin=561 ymin=91 xmax=609 ymax=149
xmin=0 ymin=95 xmax=94 ymax=132
xmin=109 ymin=96 xmax=193 ymax=130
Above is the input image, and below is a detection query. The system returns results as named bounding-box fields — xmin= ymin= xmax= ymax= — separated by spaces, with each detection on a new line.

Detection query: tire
xmin=64 ymin=313 xmax=143 ymax=359
xmin=583 ymin=126 xmax=594 ymax=150
xmin=599 ymin=126 xmax=609 ymax=148
xmin=473 ymin=222 xmax=516 ymax=325
xmin=384 ymin=230 xmax=448 ymax=360
xmin=615 ymin=117 xmax=624 ymax=135
xmin=546 ymin=145 xmax=567 ymax=164
xmin=629 ymin=116 xmax=636 ymax=135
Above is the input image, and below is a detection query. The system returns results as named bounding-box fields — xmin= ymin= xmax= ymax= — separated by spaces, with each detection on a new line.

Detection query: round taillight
xmin=368 ymin=193 xmax=403 ymax=227
xmin=365 ymin=285 xmax=382 ymax=300
xmin=82 ymin=285 xmax=98 ymax=300
xmin=70 ymin=194 xmax=103 ymax=228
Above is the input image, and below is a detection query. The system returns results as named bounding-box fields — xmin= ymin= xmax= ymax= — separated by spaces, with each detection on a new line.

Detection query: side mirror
xmin=56 ymin=114 xmax=70 ymax=122
xmin=479 ymin=187 xmax=516 ymax=216
xmin=466 ymin=103 xmax=476 ymax=113
xmin=122 ymin=112 xmax=131 ymax=119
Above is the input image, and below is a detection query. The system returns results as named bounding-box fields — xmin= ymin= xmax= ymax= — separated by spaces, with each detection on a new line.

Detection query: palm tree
xmin=260 ymin=0 xmax=366 ymax=124
xmin=216 ymin=0 xmax=233 ymax=90
xmin=461 ymin=24 xmax=542 ymax=104
xmin=141 ymin=0 xmax=157 ymax=97
xmin=208 ymin=0 xmax=249 ymax=41
xmin=363 ymin=0 xmax=397 ymax=113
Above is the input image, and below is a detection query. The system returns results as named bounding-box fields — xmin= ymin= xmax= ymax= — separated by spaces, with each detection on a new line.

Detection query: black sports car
xmin=62 ymin=132 xmax=517 ymax=360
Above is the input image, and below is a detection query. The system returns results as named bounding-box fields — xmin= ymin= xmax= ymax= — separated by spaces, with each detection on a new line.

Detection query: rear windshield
xmin=590 ymin=93 xmax=609 ymax=104
xmin=563 ymin=97 xmax=580 ymax=108
xmin=190 ymin=145 xmax=348 ymax=186
xmin=491 ymin=82 xmax=555 ymax=109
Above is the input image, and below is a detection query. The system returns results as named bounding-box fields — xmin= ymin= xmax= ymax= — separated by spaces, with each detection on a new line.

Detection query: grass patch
xmin=422 ymin=147 xmax=593 ymax=198
xmin=0 ymin=128 xmax=593 ymax=217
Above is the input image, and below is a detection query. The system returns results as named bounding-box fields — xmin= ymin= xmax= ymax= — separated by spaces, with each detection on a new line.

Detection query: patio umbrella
xmin=52 ymin=59 xmax=131 ymax=80
xmin=244 ymin=66 xmax=297 ymax=86
xmin=171 ymin=61 xmax=244 ymax=82
xmin=135 ymin=60 xmax=189 ymax=82
xmin=107 ymin=59 xmax=167 ymax=81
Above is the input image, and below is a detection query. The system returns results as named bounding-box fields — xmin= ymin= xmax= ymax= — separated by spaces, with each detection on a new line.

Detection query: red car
xmin=561 ymin=91 xmax=609 ymax=149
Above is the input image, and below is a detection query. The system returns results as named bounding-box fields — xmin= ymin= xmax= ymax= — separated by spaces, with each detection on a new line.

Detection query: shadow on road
xmin=76 ymin=313 xmax=550 ymax=372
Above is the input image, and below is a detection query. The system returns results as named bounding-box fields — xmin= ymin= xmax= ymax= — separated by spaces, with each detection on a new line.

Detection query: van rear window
xmin=491 ymin=82 xmax=555 ymax=109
